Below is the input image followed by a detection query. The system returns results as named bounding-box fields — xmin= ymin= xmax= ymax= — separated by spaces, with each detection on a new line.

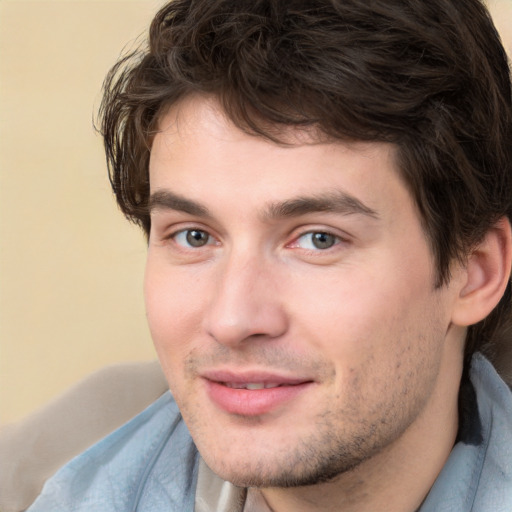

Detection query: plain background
xmin=1 ymin=0 xmax=511 ymax=425
xmin=0 ymin=0 xmax=163 ymax=424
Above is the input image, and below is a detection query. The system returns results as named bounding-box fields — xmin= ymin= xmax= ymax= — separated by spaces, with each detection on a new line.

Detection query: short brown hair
xmin=100 ymin=0 xmax=512 ymax=362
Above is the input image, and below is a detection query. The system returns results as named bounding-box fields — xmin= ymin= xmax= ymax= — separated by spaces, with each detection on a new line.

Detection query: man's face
xmin=145 ymin=95 xmax=464 ymax=487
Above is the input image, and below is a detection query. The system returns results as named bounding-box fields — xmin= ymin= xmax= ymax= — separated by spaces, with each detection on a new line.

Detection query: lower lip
xmin=205 ymin=380 xmax=312 ymax=416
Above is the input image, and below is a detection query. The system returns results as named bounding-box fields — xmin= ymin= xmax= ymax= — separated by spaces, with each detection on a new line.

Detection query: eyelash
xmin=289 ymin=231 xmax=343 ymax=251
xmin=167 ymin=227 xmax=346 ymax=254
xmin=169 ymin=228 xmax=217 ymax=249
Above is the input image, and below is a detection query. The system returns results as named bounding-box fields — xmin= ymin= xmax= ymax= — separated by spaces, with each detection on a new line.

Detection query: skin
xmin=145 ymin=95 xmax=470 ymax=512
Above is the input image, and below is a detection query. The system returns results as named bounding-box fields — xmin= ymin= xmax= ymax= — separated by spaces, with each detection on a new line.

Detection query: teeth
xmin=226 ymin=383 xmax=248 ymax=389
xmin=246 ymin=383 xmax=265 ymax=390
xmin=225 ymin=382 xmax=281 ymax=390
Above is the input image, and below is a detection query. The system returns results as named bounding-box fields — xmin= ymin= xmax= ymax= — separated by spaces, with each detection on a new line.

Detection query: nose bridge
xmin=204 ymin=246 xmax=287 ymax=345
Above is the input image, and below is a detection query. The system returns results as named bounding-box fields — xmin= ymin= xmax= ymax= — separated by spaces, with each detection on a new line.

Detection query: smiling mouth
xmin=205 ymin=378 xmax=314 ymax=416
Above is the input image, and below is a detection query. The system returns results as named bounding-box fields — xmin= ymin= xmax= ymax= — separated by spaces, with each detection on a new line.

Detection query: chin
xmin=201 ymin=440 xmax=371 ymax=489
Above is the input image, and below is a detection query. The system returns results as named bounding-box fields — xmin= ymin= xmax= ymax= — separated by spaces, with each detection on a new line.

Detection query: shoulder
xmin=469 ymin=354 xmax=512 ymax=510
xmin=421 ymin=354 xmax=512 ymax=512
xmin=27 ymin=392 xmax=199 ymax=512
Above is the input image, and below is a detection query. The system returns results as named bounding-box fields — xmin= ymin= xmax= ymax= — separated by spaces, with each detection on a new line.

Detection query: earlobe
xmin=452 ymin=217 xmax=512 ymax=327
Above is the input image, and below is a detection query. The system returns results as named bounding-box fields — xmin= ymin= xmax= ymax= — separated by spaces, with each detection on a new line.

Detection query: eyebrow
xmin=263 ymin=192 xmax=379 ymax=220
xmin=148 ymin=189 xmax=379 ymax=221
xmin=149 ymin=190 xmax=211 ymax=217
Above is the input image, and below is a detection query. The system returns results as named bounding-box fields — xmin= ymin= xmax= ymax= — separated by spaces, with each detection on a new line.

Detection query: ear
xmin=452 ymin=217 xmax=512 ymax=327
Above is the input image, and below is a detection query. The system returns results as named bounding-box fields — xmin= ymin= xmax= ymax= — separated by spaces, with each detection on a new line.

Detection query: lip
xmin=202 ymin=370 xmax=314 ymax=416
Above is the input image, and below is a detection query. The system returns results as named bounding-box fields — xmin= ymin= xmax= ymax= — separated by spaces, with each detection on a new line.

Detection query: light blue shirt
xmin=28 ymin=354 xmax=512 ymax=511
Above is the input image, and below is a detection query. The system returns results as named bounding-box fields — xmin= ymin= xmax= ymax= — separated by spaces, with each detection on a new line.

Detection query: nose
xmin=203 ymin=251 xmax=288 ymax=347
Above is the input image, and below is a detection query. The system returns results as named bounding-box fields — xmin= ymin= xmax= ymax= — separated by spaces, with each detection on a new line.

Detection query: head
xmin=102 ymin=0 xmax=512 ymax=363
xmin=100 ymin=0 xmax=512 ymax=492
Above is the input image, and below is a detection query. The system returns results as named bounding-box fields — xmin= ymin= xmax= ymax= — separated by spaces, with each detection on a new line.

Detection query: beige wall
xmin=489 ymin=0 xmax=512 ymax=55
xmin=1 ymin=0 xmax=511 ymax=425
xmin=487 ymin=0 xmax=512 ymax=57
xmin=0 ymin=0 xmax=163 ymax=424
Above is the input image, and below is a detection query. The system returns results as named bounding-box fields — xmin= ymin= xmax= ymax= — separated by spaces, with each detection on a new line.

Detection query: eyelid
xmin=298 ymin=232 xmax=339 ymax=249
xmin=154 ymin=221 xmax=350 ymax=255
xmin=173 ymin=229 xmax=208 ymax=247
xmin=171 ymin=227 xmax=219 ymax=247
xmin=287 ymin=225 xmax=350 ymax=247
xmin=290 ymin=233 xmax=337 ymax=252
xmin=156 ymin=219 xmax=213 ymax=239
xmin=154 ymin=220 xmax=220 ymax=248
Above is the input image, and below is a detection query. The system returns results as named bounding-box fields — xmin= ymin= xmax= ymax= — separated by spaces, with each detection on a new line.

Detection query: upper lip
xmin=201 ymin=369 xmax=313 ymax=386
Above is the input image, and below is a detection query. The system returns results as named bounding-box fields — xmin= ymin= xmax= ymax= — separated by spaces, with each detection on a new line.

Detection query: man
xmin=28 ymin=0 xmax=512 ymax=510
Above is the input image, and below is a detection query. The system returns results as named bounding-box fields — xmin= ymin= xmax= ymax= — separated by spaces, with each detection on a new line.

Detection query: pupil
xmin=312 ymin=232 xmax=335 ymax=249
xmin=186 ymin=230 xmax=208 ymax=247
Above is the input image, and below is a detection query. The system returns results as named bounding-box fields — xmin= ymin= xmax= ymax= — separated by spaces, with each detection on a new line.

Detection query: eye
xmin=295 ymin=231 xmax=339 ymax=250
xmin=173 ymin=229 xmax=213 ymax=248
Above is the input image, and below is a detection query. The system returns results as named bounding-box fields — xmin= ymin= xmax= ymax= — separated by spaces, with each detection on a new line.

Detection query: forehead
xmin=156 ymin=94 xmax=332 ymax=146
xmin=148 ymin=95 xmax=413 ymax=224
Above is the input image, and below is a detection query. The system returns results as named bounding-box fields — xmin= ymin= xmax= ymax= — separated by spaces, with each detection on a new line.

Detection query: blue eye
xmin=296 ymin=232 xmax=338 ymax=250
xmin=174 ymin=229 xmax=212 ymax=248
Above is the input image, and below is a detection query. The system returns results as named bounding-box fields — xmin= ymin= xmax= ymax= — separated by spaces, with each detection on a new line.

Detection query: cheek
xmin=291 ymin=260 xmax=441 ymax=374
xmin=302 ymin=279 xmax=445 ymax=421
xmin=144 ymin=259 xmax=205 ymax=374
